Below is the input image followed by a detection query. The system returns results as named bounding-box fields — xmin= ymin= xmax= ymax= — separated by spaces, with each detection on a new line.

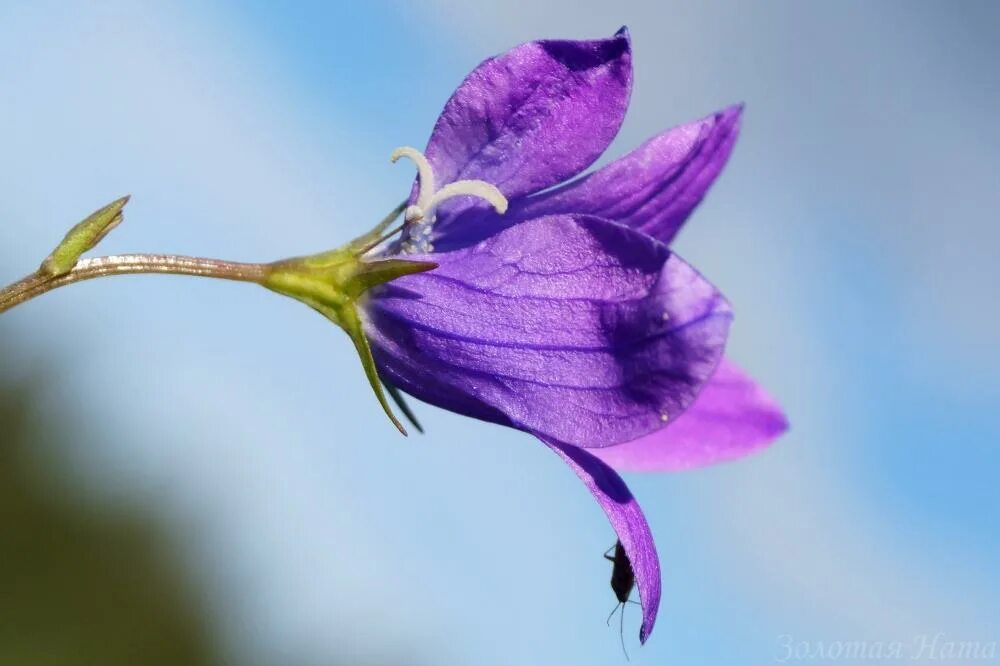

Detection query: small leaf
xmin=41 ymin=196 xmax=130 ymax=277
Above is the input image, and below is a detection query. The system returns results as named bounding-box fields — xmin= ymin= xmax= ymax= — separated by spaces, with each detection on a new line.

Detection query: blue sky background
xmin=1 ymin=1 xmax=997 ymax=664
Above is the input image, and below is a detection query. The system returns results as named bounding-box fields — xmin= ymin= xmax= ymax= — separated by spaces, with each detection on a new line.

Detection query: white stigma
xmin=390 ymin=146 xmax=508 ymax=254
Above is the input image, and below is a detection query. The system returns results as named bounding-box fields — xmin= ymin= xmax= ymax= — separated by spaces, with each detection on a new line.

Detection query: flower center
xmin=390 ymin=146 xmax=508 ymax=254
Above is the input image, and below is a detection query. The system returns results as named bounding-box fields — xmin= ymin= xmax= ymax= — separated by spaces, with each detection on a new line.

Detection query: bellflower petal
xmin=547 ymin=440 xmax=661 ymax=643
xmin=519 ymin=106 xmax=742 ymax=245
xmin=432 ymin=106 xmax=743 ymax=251
xmin=421 ymin=29 xmax=632 ymax=225
xmin=365 ymin=214 xmax=732 ymax=447
xmin=592 ymin=358 xmax=788 ymax=471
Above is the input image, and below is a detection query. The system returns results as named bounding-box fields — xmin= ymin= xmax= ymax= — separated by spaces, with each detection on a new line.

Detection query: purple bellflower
xmin=0 ymin=25 xmax=788 ymax=647
xmin=0 ymin=23 xmax=785 ymax=648
xmin=279 ymin=28 xmax=787 ymax=644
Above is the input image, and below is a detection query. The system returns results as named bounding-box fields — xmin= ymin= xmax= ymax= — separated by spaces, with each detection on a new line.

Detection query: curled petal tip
xmin=722 ymin=103 xmax=745 ymax=123
xmin=774 ymin=411 xmax=791 ymax=437
xmin=547 ymin=442 xmax=662 ymax=644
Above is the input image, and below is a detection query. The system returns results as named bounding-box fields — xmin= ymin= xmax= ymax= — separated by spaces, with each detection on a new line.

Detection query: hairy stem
xmin=0 ymin=254 xmax=270 ymax=315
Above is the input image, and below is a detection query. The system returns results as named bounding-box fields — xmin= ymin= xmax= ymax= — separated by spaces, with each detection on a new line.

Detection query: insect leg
xmin=620 ymin=598 xmax=630 ymax=661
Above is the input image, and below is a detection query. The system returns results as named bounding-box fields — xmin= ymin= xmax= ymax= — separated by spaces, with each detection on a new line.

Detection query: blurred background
xmin=1 ymin=1 xmax=997 ymax=664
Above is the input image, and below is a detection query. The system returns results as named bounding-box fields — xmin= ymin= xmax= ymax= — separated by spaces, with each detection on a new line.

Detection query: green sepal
xmin=345 ymin=258 xmax=437 ymax=298
xmin=304 ymin=200 xmax=406 ymax=269
xmin=384 ymin=380 xmax=424 ymax=434
xmin=344 ymin=200 xmax=406 ymax=253
xmin=261 ymin=235 xmax=436 ymax=436
xmin=313 ymin=302 xmax=408 ymax=436
xmin=41 ymin=196 xmax=130 ymax=276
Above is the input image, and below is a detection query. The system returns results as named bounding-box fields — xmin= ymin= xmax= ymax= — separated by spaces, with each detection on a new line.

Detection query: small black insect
xmin=605 ymin=539 xmax=640 ymax=659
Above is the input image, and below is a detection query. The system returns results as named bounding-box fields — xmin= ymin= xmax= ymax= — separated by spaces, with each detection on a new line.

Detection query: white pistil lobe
xmin=390 ymin=146 xmax=508 ymax=254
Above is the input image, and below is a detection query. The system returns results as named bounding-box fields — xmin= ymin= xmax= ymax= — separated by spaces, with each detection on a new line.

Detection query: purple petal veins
xmin=430 ymin=105 xmax=744 ymax=252
xmin=514 ymin=105 xmax=744 ymax=245
xmin=365 ymin=214 xmax=732 ymax=448
xmin=419 ymin=28 xmax=632 ymax=224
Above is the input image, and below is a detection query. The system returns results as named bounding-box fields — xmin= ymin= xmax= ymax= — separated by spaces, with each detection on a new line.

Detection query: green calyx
xmin=262 ymin=214 xmax=435 ymax=436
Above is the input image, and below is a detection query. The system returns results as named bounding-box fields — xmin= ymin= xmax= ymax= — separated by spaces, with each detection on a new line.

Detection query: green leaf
xmin=41 ymin=196 xmax=130 ymax=277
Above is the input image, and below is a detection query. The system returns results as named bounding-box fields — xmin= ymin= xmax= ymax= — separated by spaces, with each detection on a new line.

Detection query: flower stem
xmin=0 ymin=254 xmax=271 ymax=315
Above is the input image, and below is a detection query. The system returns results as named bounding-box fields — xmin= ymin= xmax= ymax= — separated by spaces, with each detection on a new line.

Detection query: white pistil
xmin=390 ymin=145 xmax=508 ymax=254
xmin=390 ymin=147 xmax=435 ymax=211
xmin=425 ymin=180 xmax=508 ymax=221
